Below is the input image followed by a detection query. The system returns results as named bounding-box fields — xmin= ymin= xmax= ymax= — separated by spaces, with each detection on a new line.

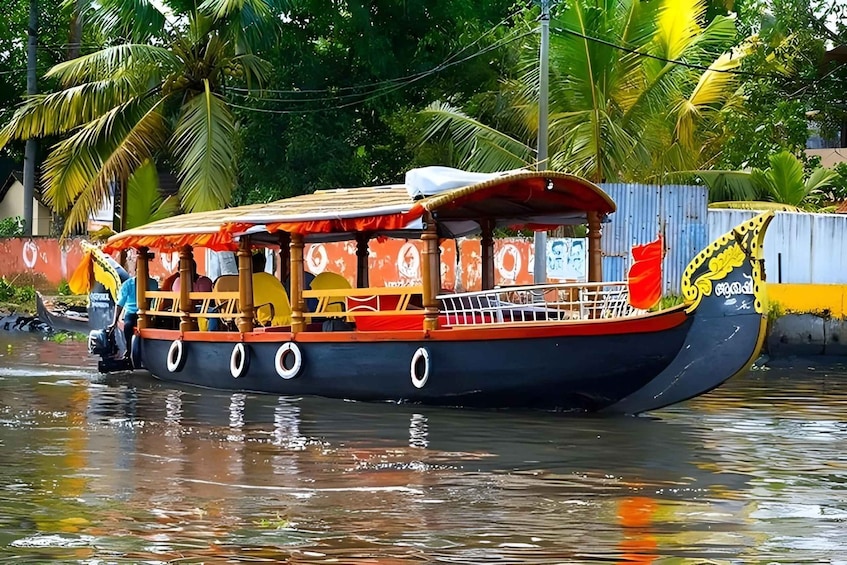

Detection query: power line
xmin=552 ymin=24 xmax=840 ymax=85
xmin=229 ymin=29 xmax=534 ymax=114
xmin=228 ymin=5 xmax=533 ymax=98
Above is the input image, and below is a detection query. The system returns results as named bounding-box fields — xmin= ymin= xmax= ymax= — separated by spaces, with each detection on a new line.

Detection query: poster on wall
xmin=88 ymin=181 xmax=116 ymax=230
xmin=546 ymin=238 xmax=587 ymax=281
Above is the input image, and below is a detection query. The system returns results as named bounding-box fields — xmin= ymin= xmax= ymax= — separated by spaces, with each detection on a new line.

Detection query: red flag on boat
xmin=627 ymin=236 xmax=663 ymax=310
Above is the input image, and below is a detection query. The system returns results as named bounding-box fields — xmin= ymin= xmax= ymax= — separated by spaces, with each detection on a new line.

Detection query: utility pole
xmin=23 ymin=0 xmax=38 ymax=236
xmin=533 ymin=0 xmax=550 ymax=284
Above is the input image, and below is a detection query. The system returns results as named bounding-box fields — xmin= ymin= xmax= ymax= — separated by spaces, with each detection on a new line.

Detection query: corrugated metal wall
xmin=708 ymin=210 xmax=847 ymax=284
xmin=601 ymin=183 xmax=709 ymax=294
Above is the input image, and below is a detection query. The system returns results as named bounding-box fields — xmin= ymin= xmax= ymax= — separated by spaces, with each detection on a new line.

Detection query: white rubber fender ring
xmin=410 ymin=347 xmax=430 ymax=389
xmin=166 ymin=339 xmax=185 ymax=373
xmin=230 ymin=342 xmax=250 ymax=379
xmin=274 ymin=341 xmax=303 ymax=379
xmin=275 ymin=342 xmax=302 ymax=379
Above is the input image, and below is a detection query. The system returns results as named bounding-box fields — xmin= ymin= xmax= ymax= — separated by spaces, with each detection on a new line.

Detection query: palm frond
xmin=0 ymin=76 xmax=152 ymax=145
xmin=171 ymin=80 xmax=237 ymax=212
xmin=44 ymin=99 xmax=168 ymax=234
xmin=232 ymin=53 xmax=272 ymax=92
xmin=805 ymin=167 xmax=839 ymax=193
xmin=653 ymin=0 xmax=705 ymax=61
xmin=674 ymin=45 xmax=747 ymax=149
xmin=757 ymin=151 xmax=805 ymax=205
xmin=200 ymin=0 xmax=272 ymax=20
xmin=126 ymin=160 xmax=180 ymax=229
xmin=667 ymin=169 xmax=758 ymax=202
xmin=420 ymin=101 xmax=534 ymax=171
xmin=79 ymin=0 xmax=168 ymax=43
xmin=47 ymin=44 xmax=178 ymax=87
xmin=709 ymin=201 xmax=801 ymax=211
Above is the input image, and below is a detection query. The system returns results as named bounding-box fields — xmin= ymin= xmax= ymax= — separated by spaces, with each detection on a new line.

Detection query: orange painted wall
xmin=0 ymin=238 xmax=205 ymax=290
xmin=0 ymin=236 xmax=540 ymax=293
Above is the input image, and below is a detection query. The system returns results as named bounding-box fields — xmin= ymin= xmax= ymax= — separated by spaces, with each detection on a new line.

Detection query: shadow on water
xmin=1 ymin=334 xmax=846 ymax=563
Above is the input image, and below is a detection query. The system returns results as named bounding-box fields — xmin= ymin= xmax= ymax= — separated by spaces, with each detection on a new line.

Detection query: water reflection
xmin=0 ymin=334 xmax=846 ymax=563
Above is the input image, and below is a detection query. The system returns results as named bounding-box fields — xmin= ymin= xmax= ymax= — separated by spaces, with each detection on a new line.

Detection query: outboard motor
xmin=88 ymin=328 xmax=133 ymax=373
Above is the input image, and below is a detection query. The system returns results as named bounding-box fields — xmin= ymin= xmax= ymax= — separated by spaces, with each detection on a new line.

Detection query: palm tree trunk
xmin=23 ymin=0 xmax=38 ymax=236
xmin=67 ymin=0 xmax=82 ymax=60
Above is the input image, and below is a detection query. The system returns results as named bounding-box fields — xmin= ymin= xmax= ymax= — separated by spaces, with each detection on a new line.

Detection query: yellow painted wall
xmin=768 ymin=283 xmax=847 ymax=318
xmin=0 ymin=179 xmax=51 ymax=235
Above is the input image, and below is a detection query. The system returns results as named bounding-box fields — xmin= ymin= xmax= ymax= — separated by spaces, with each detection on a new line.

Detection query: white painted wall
xmin=0 ymin=179 xmax=51 ymax=235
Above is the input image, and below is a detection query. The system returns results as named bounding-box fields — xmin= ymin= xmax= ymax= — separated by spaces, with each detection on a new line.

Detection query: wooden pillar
xmin=290 ymin=233 xmax=306 ymax=334
xmin=587 ymin=211 xmax=603 ymax=282
xmin=178 ymin=244 xmax=195 ymax=332
xmin=421 ymin=213 xmax=440 ymax=331
xmin=355 ymin=233 xmax=370 ymax=288
xmin=480 ymin=219 xmax=495 ymax=290
xmin=135 ymin=247 xmax=149 ymax=331
xmin=277 ymin=232 xmax=290 ymax=284
xmin=236 ymin=237 xmax=254 ymax=333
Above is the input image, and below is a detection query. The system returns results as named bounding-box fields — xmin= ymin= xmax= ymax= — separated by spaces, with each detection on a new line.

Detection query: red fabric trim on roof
xmin=104 ymin=232 xmax=238 ymax=253
xmin=265 ymin=204 xmax=425 ymax=235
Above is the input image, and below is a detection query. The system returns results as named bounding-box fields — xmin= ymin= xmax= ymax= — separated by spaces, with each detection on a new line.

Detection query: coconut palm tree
xmin=421 ymin=0 xmax=744 ymax=183
xmin=0 ymin=0 xmax=282 ymax=235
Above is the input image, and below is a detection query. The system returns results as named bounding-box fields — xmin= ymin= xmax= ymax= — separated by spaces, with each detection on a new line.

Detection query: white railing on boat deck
xmin=437 ymin=282 xmax=644 ymax=325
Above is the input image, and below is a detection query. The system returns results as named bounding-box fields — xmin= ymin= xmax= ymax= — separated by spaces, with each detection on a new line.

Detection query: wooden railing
xmin=302 ymin=286 xmax=424 ymax=319
xmin=142 ymin=282 xmax=642 ymax=330
xmin=145 ymin=290 xmax=241 ymax=320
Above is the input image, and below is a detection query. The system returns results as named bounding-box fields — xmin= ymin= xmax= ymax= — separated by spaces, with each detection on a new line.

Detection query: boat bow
xmin=603 ymin=212 xmax=774 ymax=414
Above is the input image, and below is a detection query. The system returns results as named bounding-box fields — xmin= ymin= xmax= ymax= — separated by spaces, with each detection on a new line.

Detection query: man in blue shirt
xmin=107 ymin=258 xmax=159 ymax=358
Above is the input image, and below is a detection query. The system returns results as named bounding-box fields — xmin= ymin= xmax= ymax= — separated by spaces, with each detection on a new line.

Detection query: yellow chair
xmin=310 ymin=271 xmax=352 ymax=314
xmin=253 ymin=272 xmax=292 ymax=327
xmin=211 ymin=275 xmax=240 ymax=328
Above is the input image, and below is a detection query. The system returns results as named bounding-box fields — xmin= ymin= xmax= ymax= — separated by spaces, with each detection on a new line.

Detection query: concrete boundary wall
xmin=709 ymin=210 xmax=847 ymax=285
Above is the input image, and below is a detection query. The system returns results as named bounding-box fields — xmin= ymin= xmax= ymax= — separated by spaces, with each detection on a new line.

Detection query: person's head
xmin=252 ymin=252 xmax=266 ymax=273
xmin=189 ymin=258 xmax=199 ymax=278
xmin=551 ymin=240 xmax=564 ymax=255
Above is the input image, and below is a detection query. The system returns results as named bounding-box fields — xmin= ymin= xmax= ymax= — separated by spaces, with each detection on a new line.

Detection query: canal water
xmin=0 ymin=333 xmax=845 ymax=564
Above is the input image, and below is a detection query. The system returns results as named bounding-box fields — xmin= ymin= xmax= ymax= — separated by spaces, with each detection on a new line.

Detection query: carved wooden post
xmin=136 ymin=247 xmax=149 ymax=331
xmin=290 ymin=233 xmax=306 ymax=334
xmin=355 ymin=233 xmax=370 ymax=288
xmin=236 ymin=238 xmax=254 ymax=333
xmin=480 ymin=219 xmax=495 ymax=290
xmin=277 ymin=232 xmax=290 ymax=284
xmin=587 ymin=211 xmax=603 ymax=283
xmin=178 ymin=245 xmax=195 ymax=332
xmin=421 ymin=213 xmax=440 ymax=331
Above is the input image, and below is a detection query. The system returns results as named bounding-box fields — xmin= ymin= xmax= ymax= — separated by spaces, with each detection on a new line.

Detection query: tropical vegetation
xmin=0 ymin=0 xmax=285 ymax=235
xmin=0 ymin=0 xmax=845 ymax=229
xmin=423 ymin=0 xmax=747 ymax=183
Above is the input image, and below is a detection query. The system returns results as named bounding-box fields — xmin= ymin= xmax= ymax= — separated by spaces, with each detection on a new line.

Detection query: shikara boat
xmin=101 ymin=167 xmax=773 ymax=414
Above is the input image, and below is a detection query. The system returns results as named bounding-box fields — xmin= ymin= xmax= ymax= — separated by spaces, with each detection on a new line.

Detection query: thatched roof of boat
xmin=105 ymin=170 xmax=614 ymax=252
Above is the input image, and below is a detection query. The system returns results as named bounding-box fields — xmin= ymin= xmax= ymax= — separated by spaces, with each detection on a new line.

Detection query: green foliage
xmin=0 ymin=1 xmax=70 ymax=162
xmin=717 ymin=0 xmax=847 ymax=170
xmin=233 ymin=0 xmax=517 ymax=202
xmin=683 ymin=151 xmax=838 ymax=210
xmin=0 ymin=216 xmax=24 ymax=237
xmin=0 ymin=0 xmax=286 ymax=235
xmin=420 ymin=0 xmax=744 ymax=182
xmin=821 ymin=162 xmax=847 ymax=206
xmin=48 ymin=331 xmax=87 ymax=343
xmin=57 ymin=279 xmax=72 ymax=296
xmin=654 ymin=294 xmax=685 ymax=311
xmin=0 ymin=277 xmax=36 ymax=305
xmin=125 ymin=160 xmax=180 ymax=229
